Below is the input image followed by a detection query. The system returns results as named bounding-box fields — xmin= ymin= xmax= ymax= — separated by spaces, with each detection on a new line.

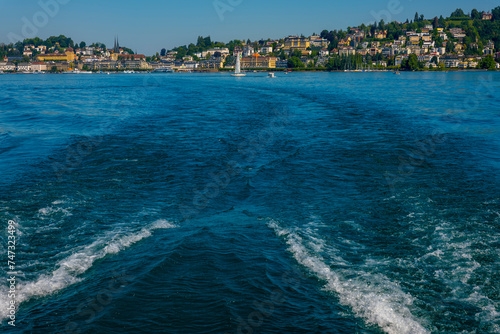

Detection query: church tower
xmin=114 ymin=36 xmax=120 ymax=53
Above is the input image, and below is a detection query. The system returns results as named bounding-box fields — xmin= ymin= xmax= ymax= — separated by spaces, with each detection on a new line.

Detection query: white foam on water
xmin=269 ymin=221 xmax=429 ymax=334
xmin=398 ymin=193 xmax=500 ymax=333
xmin=37 ymin=201 xmax=73 ymax=220
xmin=420 ymin=219 xmax=500 ymax=331
xmin=0 ymin=219 xmax=175 ymax=321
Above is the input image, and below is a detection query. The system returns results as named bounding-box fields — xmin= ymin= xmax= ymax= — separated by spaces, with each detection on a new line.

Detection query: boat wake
xmin=0 ymin=219 xmax=175 ymax=321
xmin=269 ymin=220 xmax=430 ymax=334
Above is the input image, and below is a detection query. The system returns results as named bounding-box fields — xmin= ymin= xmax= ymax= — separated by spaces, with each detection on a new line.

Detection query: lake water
xmin=1 ymin=72 xmax=499 ymax=333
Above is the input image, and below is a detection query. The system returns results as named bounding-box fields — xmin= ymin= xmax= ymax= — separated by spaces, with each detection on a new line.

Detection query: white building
xmin=319 ymin=48 xmax=329 ymax=57
xmin=17 ymin=63 xmax=32 ymax=72
xmin=242 ymin=45 xmax=255 ymax=57
xmin=258 ymin=46 xmax=273 ymax=54
xmin=0 ymin=62 xmax=16 ymax=71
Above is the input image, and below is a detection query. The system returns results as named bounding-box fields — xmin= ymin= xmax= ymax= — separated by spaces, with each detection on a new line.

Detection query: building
xmin=450 ymin=28 xmax=466 ymax=39
xmin=275 ymin=59 xmax=288 ymax=68
xmin=339 ymin=47 xmax=356 ymax=56
xmin=242 ymin=45 xmax=255 ymax=57
xmin=115 ymin=54 xmax=146 ymax=61
xmin=31 ymin=62 xmax=47 ymax=72
xmin=241 ymin=53 xmax=277 ymax=68
xmin=184 ymin=61 xmax=199 ymax=69
xmin=319 ymin=48 xmax=329 ymax=57
xmin=35 ymin=45 xmax=47 ymax=53
xmin=374 ymin=30 xmax=387 ymax=39
xmin=17 ymin=63 xmax=32 ymax=72
xmin=368 ymin=47 xmax=381 ymax=56
xmin=284 ymin=36 xmax=310 ymax=51
xmin=0 ymin=62 xmax=16 ymax=71
xmin=309 ymin=37 xmax=329 ymax=48
xmin=199 ymin=58 xmax=224 ymax=69
xmin=395 ymin=56 xmax=408 ymax=66
xmin=258 ymin=46 xmax=273 ymax=54
xmin=409 ymin=35 xmax=420 ymax=45
xmin=482 ymin=11 xmax=493 ymax=20
xmin=45 ymin=61 xmax=70 ymax=71
xmin=205 ymin=48 xmax=230 ymax=59
xmin=37 ymin=48 xmax=76 ymax=62
xmin=417 ymin=55 xmax=431 ymax=62
xmin=440 ymin=55 xmax=460 ymax=68
xmin=454 ymin=44 xmax=464 ymax=52
xmin=380 ymin=47 xmax=392 ymax=57
xmin=483 ymin=48 xmax=494 ymax=55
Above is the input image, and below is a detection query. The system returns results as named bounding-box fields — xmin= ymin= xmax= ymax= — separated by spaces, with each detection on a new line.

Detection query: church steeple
xmin=114 ymin=36 xmax=120 ymax=53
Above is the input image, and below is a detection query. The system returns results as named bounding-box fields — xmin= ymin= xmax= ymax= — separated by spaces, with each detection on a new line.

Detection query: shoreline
xmin=0 ymin=68 xmax=496 ymax=75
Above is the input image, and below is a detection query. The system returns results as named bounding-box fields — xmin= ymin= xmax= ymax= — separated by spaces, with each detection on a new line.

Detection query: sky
xmin=0 ymin=0 xmax=498 ymax=55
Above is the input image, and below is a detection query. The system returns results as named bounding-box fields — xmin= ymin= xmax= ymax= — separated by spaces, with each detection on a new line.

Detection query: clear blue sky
xmin=1 ymin=0 xmax=498 ymax=55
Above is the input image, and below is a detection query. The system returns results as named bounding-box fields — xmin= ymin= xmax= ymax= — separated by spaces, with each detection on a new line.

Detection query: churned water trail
xmin=0 ymin=220 xmax=175 ymax=321
xmin=269 ymin=221 xmax=430 ymax=334
xmin=1 ymin=72 xmax=499 ymax=333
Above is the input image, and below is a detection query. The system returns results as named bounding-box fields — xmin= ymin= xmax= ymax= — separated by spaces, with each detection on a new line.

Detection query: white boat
xmin=268 ymin=72 xmax=275 ymax=78
xmin=124 ymin=70 xmax=135 ymax=74
xmin=153 ymin=67 xmax=174 ymax=73
xmin=0 ymin=70 xmax=4 ymax=74
xmin=64 ymin=69 xmax=92 ymax=74
xmin=231 ymin=52 xmax=246 ymax=77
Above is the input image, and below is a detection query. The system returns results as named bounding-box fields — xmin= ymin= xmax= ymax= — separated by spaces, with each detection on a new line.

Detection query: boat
xmin=153 ymin=67 xmax=174 ymax=73
xmin=394 ymin=70 xmax=401 ymax=75
xmin=268 ymin=72 xmax=275 ymax=78
xmin=231 ymin=52 xmax=246 ymax=77
xmin=123 ymin=70 xmax=135 ymax=74
xmin=63 ymin=69 xmax=92 ymax=74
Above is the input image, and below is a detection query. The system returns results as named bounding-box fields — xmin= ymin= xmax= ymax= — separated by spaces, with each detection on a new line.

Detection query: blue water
xmin=0 ymin=72 xmax=499 ymax=334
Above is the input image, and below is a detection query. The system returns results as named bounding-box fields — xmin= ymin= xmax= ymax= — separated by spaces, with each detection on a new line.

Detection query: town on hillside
xmin=1 ymin=8 xmax=499 ymax=73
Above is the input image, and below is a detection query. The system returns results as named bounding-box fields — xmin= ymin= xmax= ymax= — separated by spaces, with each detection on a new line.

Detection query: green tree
xmin=291 ymin=49 xmax=302 ymax=58
xmin=471 ymin=9 xmax=481 ymax=20
xmin=433 ymin=16 xmax=439 ymax=28
xmin=479 ymin=55 xmax=496 ymax=70
xmin=439 ymin=15 xmax=446 ymax=27
xmin=196 ymin=36 xmax=205 ymax=48
xmin=492 ymin=6 xmax=500 ymax=21
xmin=160 ymin=48 xmax=166 ymax=57
xmin=404 ymin=54 xmax=420 ymax=70
xmin=79 ymin=41 xmax=86 ymax=49
xmin=451 ymin=8 xmax=465 ymax=18
xmin=287 ymin=57 xmax=304 ymax=68
xmin=279 ymin=50 xmax=287 ymax=60
xmin=414 ymin=12 xmax=419 ymax=22
xmin=204 ymin=36 xmax=212 ymax=47
xmin=446 ymin=41 xmax=455 ymax=53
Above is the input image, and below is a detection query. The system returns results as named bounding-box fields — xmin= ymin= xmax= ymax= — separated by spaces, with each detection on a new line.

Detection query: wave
xmin=0 ymin=219 xmax=175 ymax=321
xmin=269 ymin=220 xmax=429 ymax=334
